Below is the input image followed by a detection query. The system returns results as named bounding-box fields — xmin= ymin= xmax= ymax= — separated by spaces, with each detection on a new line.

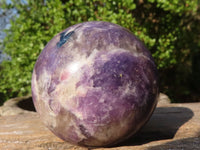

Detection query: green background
xmin=0 ymin=0 xmax=200 ymax=104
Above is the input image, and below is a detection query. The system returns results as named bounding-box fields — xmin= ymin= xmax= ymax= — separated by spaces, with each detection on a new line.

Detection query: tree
xmin=0 ymin=0 xmax=66 ymax=101
xmin=0 ymin=0 xmax=199 ymax=103
xmin=0 ymin=0 xmax=15 ymax=63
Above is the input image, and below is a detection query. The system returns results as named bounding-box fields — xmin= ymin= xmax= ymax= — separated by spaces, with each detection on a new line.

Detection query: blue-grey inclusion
xmin=57 ymin=31 xmax=74 ymax=48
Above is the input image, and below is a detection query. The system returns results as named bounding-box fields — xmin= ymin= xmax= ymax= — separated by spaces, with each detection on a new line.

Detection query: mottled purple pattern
xmin=31 ymin=21 xmax=159 ymax=147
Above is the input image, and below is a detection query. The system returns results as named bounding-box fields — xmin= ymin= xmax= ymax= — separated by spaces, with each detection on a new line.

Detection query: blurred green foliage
xmin=0 ymin=0 xmax=200 ymax=102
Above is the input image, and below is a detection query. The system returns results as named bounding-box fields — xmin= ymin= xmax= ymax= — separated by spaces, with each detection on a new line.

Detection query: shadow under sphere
xmin=117 ymin=106 xmax=194 ymax=146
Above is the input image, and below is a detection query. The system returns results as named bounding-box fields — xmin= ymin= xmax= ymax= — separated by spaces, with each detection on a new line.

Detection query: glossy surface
xmin=31 ymin=21 xmax=159 ymax=147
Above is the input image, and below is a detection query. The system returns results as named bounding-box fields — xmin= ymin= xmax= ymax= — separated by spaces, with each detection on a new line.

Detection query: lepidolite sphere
xmin=31 ymin=21 xmax=159 ymax=147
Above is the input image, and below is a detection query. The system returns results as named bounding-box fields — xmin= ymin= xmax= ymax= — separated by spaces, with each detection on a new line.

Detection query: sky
xmin=0 ymin=0 xmax=16 ymax=63
xmin=6 ymin=0 xmax=12 ymax=4
xmin=0 ymin=0 xmax=27 ymax=63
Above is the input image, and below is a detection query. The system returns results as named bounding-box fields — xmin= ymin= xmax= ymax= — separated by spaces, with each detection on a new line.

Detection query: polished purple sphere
xmin=31 ymin=21 xmax=159 ymax=147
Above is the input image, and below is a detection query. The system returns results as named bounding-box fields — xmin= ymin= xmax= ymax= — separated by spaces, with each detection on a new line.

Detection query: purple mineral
xmin=31 ymin=21 xmax=159 ymax=147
